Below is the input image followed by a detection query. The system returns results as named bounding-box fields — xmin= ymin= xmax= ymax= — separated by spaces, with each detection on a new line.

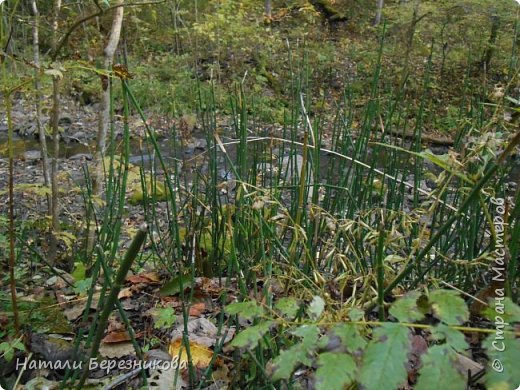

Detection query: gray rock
xmin=69 ymin=153 xmax=92 ymax=161
xmin=23 ymin=150 xmax=42 ymax=161
xmin=69 ymin=131 xmax=87 ymax=142
xmin=194 ymin=138 xmax=207 ymax=150
xmin=129 ymin=154 xmax=154 ymax=164
xmin=58 ymin=115 xmax=73 ymax=128
xmin=17 ymin=124 xmax=37 ymax=137
xmin=183 ymin=143 xmax=195 ymax=155
xmin=428 ymin=145 xmax=449 ymax=155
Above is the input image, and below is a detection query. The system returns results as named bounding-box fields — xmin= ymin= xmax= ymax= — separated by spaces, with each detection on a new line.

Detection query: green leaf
xmin=484 ymin=333 xmax=520 ymax=390
xmin=275 ymin=297 xmax=300 ymax=320
xmin=370 ymin=142 xmax=473 ymax=184
xmin=159 ymin=273 xmax=195 ymax=296
xmin=482 ymin=297 xmax=520 ymax=325
xmin=0 ymin=342 xmax=14 ymax=361
xmin=430 ymin=324 xmax=469 ymax=353
xmin=230 ymin=321 xmax=273 ymax=349
xmin=419 ymin=151 xmax=473 ymax=184
xmin=416 ymin=345 xmax=466 ymax=390
xmin=429 ymin=290 xmax=469 ymax=325
xmin=292 ymin=325 xmax=320 ymax=350
xmin=389 ymin=291 xmax=426 ymax=322
xmin=268 ymin=325 xmax=320 ymax=381
xmin=153 ymin=307 xmax=177 ymax=329
xmin=347 ymin=307 xmax=365 ymax=321
xmin=11 ymin=339 xmax=25 ymax=351
xmin=73 ymin=277 xmax=93 ymax=296
xmin=315 ymin=352 xmax=357 ymax=390
xmin=308 ymin=295 xmax=325 ymax=320
xmin=71 ymin=262 xmax=86 ymax=281
xmin=359 ymin=323 xmax=410 ymax=390
xmin=319 ymin=323 xmax=367 ymax=353
xmin=269 ymin=344 xmax=311 ymax=381
xmin=225 ymin=300 xmax=265 ymax=321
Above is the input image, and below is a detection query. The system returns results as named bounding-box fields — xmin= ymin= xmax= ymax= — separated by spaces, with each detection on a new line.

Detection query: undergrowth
xmin=1 ymin=4 xmax=520 ymax=388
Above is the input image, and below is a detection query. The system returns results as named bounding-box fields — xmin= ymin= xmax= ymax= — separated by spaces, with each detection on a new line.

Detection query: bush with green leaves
xmin=225 ymin=290 xmax=520 ymax=389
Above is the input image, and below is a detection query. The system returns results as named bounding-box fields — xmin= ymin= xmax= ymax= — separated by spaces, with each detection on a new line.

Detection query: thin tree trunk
xmin=171 ymin=0 xmax=181 ymax=54
xmin=374 ymin=0 xmax=384 ymax=26
xmin=88 ymin=0 xmax=124 ymax=253
xmin=49 ymin=0 xmax=62 ymax=263
xmin=265 ymin=0 xmax=272 ymax=21
xmin=94 ymin=0 xmax=124 ymax=195
xmin=30 ymin=0 xmax=52 ymax=215
xmin=6 ymin=95 xmax=20 ymax=334
xmin=401 ymin=0 xmax=425 ymax=87
xmin=482 ymin=11 xmax=500 ymax=73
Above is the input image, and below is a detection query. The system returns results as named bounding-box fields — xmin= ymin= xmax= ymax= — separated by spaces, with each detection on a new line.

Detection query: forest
xmin=0 ymin=0 xmax=519 ymax=389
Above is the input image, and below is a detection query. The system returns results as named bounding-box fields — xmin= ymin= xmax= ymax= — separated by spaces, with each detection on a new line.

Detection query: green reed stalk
xmin=385 ymin=131 xmax=520 ymax=294
xmin=77 ymin=223 xmax=147 ymax=389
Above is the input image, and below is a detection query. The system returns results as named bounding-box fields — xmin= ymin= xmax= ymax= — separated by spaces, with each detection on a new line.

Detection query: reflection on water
xmin=0 ymin=135 xmax=92 ymax=159
xmin=1 ymin=133 xmax=519 ymax=185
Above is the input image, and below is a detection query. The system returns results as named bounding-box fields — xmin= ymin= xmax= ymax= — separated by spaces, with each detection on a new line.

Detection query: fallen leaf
xmin=170 ymin=318 xmax=235 ymax=347
xmin=62 ymin=293 xmax=101 ymax=321
xmin=454 ymin=352 xmax=483 ymax=377
xmin=118 ymin=287 xmax=133 ymax=299
xmin=189 ymin=302 xmax=206 ymax=317
xmin=99 ymin=341 xmax=135 ymax=358
xmin=168 ymin=339 xmax=213 ymax=369
xmin=102 ymin=330 xmax=131 ymax=344
xmin=107 ymin=318 xmax=126 ymax=333
xmin=126 ymin=275 xmax=151 ymax=284
xmin=160 ymin=274 xmax=195 ymax=296
xmin=199 ymin=277 xmax=224 ymax=295
xmin=148 ymin=363 xmax=188 ymax=389
xmin=45 ymin=269 xmax=75 ymax=289
xmin=160 ymin=296 xmax=183 ymax=308
xmin=140 ymin=271 xmax=161 ymax=283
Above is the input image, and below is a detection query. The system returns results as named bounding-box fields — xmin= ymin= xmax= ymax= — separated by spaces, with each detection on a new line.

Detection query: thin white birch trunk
xmin=30 ymin=0 xmax=52 ymax=216
xmin=94 ymin=0 xmax=124 ymax=195
xmin=49 ymin=0 xmax=62 ymax=262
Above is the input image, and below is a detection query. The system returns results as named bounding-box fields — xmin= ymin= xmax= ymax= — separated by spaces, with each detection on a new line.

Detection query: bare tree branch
xmin=51 ymin=0 xmax=166 ymax=61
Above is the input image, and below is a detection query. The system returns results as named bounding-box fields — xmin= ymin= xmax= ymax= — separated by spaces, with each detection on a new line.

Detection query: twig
xmin=103 ymin=367 xmax=141 ymax=390
xmin=440 ymin=281 xmax=487 ymax=307
xmin=13 ymin=352 xmax=32 ymax=389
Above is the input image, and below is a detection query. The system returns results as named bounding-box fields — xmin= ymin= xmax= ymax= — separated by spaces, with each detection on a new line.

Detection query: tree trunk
xmin=374 ymin=0 xmax=384 ymax=26
xmin=49 ymin=0 xmax=62 ymax=263
xmin=94 ymin=0 xmax=124 ymax=195
xmin=89 ymin=0 xmax=124 ymax=253
xmin=482 ymin=12 xmax=500 ymax=73
xmin=401 ymin=0 xmax=424 ymax=86
xmin=171 ymin=0 xmax=182 ymax=53
xmin=265 ymin=0 xmax=272 ymax=21
xmin=5 ymin=87 xmax=20 ymax=334
xmin=30 ymin=0 xmax=52 ymax=216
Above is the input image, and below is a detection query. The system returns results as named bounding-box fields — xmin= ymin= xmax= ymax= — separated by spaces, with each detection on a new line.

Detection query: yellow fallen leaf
xmin=168 ymin=338 xmax=213 ymax=369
